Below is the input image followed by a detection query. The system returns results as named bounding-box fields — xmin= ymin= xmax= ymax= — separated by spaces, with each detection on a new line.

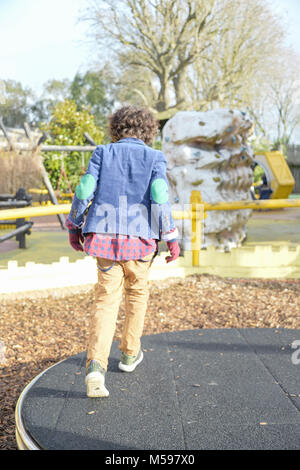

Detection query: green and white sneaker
xmin=118 ymin=349 xmax=144 ymax=372
xmin=85 ymin=360 xmax=109 ymax=398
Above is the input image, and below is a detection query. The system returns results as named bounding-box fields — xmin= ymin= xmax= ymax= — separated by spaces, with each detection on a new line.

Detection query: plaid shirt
xmin=66 ymin=217 xmax=177 ymax=261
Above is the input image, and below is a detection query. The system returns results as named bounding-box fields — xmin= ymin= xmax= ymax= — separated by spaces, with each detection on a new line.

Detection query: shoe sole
xmin=85 ymin=372 xmax=109 ymax=398
xmin=118 ymin=351 xmax=144 ymax=372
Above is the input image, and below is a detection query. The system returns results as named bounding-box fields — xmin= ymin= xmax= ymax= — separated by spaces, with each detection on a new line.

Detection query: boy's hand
xmin=165 ymin=240 xmax=180 ymax=263
xmin=69 ymin=230 xmax=84 ymax=252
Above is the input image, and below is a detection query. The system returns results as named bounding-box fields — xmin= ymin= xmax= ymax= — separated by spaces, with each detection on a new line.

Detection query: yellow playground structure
xmin=254 ymin=151 xmax=295 ymax=199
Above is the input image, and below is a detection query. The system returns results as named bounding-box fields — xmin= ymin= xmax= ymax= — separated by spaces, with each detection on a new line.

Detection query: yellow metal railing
xmin=203 ymin=199 xmax=300 ymax=210
xmin=28 ymin=188 xmax=74 ymax=198
xmin=188 ymin=194 xmax=300 ymax=267
xmin=1 ymin=193 xmax=299 ymax=266
xmin=0 ymin=204 xmax=71 ymax=221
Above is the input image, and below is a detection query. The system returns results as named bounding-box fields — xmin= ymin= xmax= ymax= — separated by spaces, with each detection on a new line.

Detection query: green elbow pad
xmin=151 ymin=178 xmax=169 ymax=204
xmin=75 ymin=174 xmax=96 ymax=200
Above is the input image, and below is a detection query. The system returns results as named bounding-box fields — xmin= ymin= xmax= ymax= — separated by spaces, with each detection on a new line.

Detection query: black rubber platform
xmin=18 ymin=328 xmax=300 ymax=450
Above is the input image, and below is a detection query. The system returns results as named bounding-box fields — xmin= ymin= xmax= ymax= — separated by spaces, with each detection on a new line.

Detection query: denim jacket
xmin=67 ymin=138 xmax=177 ymax=241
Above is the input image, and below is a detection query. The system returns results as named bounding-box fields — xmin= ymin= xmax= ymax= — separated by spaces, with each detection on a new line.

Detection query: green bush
xmin=41 ymin=100 xmax=104 ymax=192
xmin=253 ymin=165 xmax=265 ymax=184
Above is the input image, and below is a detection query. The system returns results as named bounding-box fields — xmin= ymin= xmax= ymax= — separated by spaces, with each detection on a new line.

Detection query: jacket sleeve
xmin=150 ymin=152 xmax=178 ymax=241
xmin=65 ymin=215 xmax=80 ymax=233
xmin=67 ymin=146 xmax=103 ymax=228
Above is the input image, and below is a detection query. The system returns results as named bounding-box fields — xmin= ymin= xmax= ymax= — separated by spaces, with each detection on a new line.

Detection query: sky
xmin=1 ymin=0 xmax=300 ymax=94
xmin=0 ymin=0 xmax=92 ymax=93
xmin=271 ymin=0 xmax=300 ymax=51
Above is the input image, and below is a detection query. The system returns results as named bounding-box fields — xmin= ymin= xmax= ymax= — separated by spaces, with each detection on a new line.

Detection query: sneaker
xmin=85 ymin=360 xmax=109 ymax=398
xmin=118 ymin=349 xmax=144 ymax=372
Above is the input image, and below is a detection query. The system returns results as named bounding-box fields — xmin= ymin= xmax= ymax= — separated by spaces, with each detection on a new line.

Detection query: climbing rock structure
xmin=162 ymin=109 xmax=255 ymax=251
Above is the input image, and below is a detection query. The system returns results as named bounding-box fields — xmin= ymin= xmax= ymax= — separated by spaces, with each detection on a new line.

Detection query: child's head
xmin=108 ymin=105 xmax=159 ymax=146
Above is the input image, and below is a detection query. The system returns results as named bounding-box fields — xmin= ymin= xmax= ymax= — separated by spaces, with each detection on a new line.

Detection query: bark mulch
xmin=1 ymin=273 xmax=300 ymax=450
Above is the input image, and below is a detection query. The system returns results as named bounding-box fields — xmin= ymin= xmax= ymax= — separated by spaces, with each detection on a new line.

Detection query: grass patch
xmin=0 ymin=231 xmax=85 ymax=268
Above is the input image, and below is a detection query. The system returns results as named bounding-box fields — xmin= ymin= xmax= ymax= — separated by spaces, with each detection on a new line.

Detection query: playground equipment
xmin=0 ymin=188 xmax=33 ymax=249
xmin=14 ymin=328 xmax=300 ymax=450
xmin=162 ymin=109 xmax=255 ymax=251
xmin=28 ymin=188 xmax=74 ymax=206
xmin=1 ymin=195 xmax=300 ymax=266
xmin=254 ymin=151 xmax=295 ymax=199
xmin=0 ymin=121 xmax=98 ymax=230
xmin=162 ymin=110 xmax=297 ymax=252
xmin=1 ymin=117 xmax=299 ymax=265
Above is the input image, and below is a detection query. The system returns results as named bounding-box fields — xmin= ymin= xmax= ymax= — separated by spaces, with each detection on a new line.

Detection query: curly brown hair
xmin=108 ymin=105 xmax=159 ymax=146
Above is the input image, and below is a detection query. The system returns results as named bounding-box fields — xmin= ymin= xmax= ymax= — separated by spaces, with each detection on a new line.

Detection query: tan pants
xmin=86 ymin=252 xmax=155 ymax=370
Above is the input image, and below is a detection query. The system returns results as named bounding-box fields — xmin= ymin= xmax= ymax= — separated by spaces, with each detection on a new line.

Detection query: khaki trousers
xmin=86 ymin=252 xmax=155 ymax=370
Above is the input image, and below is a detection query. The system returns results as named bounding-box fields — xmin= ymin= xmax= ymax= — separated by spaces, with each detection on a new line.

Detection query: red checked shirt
xmin=66 ymin=217 xmax=177 ymax=261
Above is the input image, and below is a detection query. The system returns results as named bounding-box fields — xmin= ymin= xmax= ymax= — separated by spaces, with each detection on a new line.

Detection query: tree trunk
xmin=173 ymin=71 xmax=187 ymax=108
xmin=156 ymin=74 xmax=170 ymax=112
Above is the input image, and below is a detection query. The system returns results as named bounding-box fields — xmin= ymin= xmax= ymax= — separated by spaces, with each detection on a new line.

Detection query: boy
xmin=66 ymin=105 xmax=180 ymax=398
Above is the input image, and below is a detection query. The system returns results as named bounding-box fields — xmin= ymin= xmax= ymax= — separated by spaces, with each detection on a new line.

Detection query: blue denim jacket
xmin=68 ymin=138 xmax=176 ymax=240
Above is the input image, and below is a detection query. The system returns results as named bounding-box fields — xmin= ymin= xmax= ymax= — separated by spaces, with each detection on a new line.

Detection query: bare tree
xmin=185 ymin=0 xmax=285 ymax=110
xmin=85 ymin=0 xmax=221 ymax=117
xmin=84 ymin=0 xmax=287 ymax=122
xmin=267 ymin=50 xmax=300 ymax=145
xmin=241 ymin=48 xmax=300 ymax=146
